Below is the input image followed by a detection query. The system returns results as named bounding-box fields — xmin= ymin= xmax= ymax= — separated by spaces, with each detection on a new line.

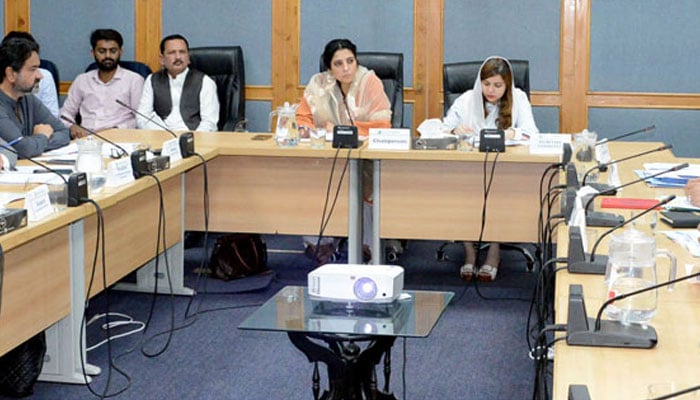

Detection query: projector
xmin=308 ymin=264 xmax=404 ymax=303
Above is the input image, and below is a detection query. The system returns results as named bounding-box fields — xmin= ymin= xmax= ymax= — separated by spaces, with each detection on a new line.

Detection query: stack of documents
xmin=634 ymin=163 xmax=700 ymax=188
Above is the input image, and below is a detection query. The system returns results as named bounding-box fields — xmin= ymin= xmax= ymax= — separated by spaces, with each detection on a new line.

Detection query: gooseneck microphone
xmin=595 ymin=124 xmax=656 ymax=146
xmin=584 ymin=162 xmax=688 ymax=227
xmin=59 ymin=115 xmax=130 ymax=158
xmin=0 ymin=138 xmax=88 ymax=206
xmin=115 ymin=99 xmax=195 ymax=158
xmin=331 ymin=85 xmax=358 ymax=149
xmin=582 ymin=143 xmax=673 ymax=187
xmin=567 ymin=195 xmax=675 ymax=274
xmin=566 ymin=267 xmax=700 ymax=349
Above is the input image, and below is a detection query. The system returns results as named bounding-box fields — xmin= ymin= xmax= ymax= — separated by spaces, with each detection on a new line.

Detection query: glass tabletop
xmin=239 ymin=286 xmax=454 ymax=337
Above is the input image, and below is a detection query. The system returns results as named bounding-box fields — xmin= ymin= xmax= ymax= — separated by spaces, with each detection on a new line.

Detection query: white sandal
xmin=460 ymin=264 xmax=475 ymax=281
xmin=477 ymin=264 xmax=498 ymax=282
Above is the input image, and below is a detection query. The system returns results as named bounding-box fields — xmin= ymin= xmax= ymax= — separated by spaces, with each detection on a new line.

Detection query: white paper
xmin=416 ymin=118 xmax=445 ymax=138
xmin=25 ymin=184 xmax=54 ymax=221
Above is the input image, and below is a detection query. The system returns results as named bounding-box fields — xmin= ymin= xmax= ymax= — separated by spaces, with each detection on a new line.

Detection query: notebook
xmin=660 ymin=211 xmax=700 ymax=228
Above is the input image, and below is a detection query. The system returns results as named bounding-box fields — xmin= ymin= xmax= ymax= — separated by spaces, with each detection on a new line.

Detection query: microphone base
xmin=587 ymin=182 xmax=617 ymax=195
xmin=67 ymin=172 xmax=89 ymax=206
xmin=586 ymin=211 xmax=624 ymax=227
xmin=0 ymin=208 xmax=27 ymax=235
xmin=179 ymin=132 xmax=195 ymax=158
xmin=131 ymin=151 xmax=170 ymax=178
xmin=568 ymin=254 xmax=608 ymax=275
xmin=567 ymin=317 xmax=657 ymax=349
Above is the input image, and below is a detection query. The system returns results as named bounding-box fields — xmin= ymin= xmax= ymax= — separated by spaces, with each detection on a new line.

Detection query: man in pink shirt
xmin=60 ymin=29 xmax=144 ymax=138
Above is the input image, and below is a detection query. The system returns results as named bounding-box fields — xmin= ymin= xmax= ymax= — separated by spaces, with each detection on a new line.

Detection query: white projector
xmin=308 ymin=264 xmax=404 ymax=303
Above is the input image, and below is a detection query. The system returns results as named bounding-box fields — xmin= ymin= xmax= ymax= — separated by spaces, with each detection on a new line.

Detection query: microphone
xmin=561 ymin=163 xmax=580 ymax=222
xmin=115 ymin=99 xmax=195 ymax=158
xmin=0 ymin=138 xmax=88 ymax=206
xmin=568 ymin=385 xmax=591 ymax=400
xmin=582 ymin=143 xmax=672 ymax=193
xmin=584 ymin=163 xmax=688 ymax=227
xmin=595 ymin=124 xmax=656 ymax=146
xmin=59 ymin=115 xmax=130 ymax=158
xmin=568 ymin=195 xmax=675 ymax=274
xmin=566 ymin=266 xmax=700 ymax=348
xmin=649 ymin=384 xmax=700 ymax=400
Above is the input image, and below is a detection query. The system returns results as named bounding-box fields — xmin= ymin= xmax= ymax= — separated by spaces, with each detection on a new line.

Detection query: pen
xmin=6 ymin=137 xmax=22 ymax=146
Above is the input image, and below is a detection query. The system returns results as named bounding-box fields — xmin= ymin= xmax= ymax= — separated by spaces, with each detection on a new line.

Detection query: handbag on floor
xmin=209 ymin=234 xmax=268 ymax=281
xmin=0 ymin=331 xmax=46 ymax=398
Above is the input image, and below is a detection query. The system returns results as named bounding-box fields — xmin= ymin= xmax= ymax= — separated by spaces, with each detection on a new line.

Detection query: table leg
xmin=288 ymin=332 xmax=397 ymax=400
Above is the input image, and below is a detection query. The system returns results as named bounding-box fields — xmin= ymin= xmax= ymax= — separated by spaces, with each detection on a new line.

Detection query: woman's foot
xmin=477 ymin=264 xmax=498 ymax=282
xmin=460 ymin=263 xmax=475 ymax=281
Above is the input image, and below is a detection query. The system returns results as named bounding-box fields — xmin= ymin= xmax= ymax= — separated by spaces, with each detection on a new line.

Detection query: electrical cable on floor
xmin=79 ymin=199 xmax=132 ymax=399
xmin=309 ymin=147 xmax=352 ymax=266
xmin=85 ymin=312 xmax=145 ymax=352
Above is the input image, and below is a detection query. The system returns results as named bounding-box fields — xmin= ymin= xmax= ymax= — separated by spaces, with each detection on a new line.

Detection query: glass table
xmin=239 ymin=286 xmax=454 ymax=400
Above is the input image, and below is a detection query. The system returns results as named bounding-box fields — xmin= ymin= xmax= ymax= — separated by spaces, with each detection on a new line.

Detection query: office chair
xmin=443 ymin=59 xmax=530 ymax=115
xmin=39 ymin=59 xmax=60 ymax=94
xmin=189 ymin=46 xmax=246 ymax=131
xmin=440 ymin=59 xmax=534 ymax=270
xmin=85 ymin=60 xmax=152 ymax=78
xmin=319 ymin=52 xmax=404 ymax=128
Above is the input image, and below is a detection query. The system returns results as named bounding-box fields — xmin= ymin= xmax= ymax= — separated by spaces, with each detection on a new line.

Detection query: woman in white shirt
xmin=442 ymin=56 xmax=539 ymax=281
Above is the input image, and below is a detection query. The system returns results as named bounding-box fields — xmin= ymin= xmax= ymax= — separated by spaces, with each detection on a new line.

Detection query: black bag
xmin=209 ymin=234 xmax=268 ymax=281
xmin=0 ymin=331 xmax=46 ymax=397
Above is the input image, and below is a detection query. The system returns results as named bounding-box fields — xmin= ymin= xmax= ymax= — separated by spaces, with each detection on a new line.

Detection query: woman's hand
xmin=324 ymin=121 xmax=335 ymax=133
xmin=451 ymin=125 xmax=473 ymax=135
xmin=505 ymin=128 xmax=517 ymax=140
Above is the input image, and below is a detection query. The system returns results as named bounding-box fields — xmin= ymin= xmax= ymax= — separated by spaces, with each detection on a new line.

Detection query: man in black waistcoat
xmin=136 ymin=34 xmax=219 ymax=132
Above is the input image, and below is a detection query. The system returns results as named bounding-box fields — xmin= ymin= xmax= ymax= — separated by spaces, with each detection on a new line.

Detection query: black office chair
xmin=439 ymin=59 xmax=535 ymax=270
xmin=443 ymin=59 xmax=530 ymax=115
xmin=39 ymin=59 xmax=60 ymax=94
xmin=85 ymin=60 xmax=152 ymax=78
xmin=319 ymin=52 xmax=403 ymax=128
xmin=189 ymin=46 xmax=246 ymax=131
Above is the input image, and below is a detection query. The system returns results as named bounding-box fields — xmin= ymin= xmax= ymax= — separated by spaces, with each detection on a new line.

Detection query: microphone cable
xmin=469 ymin=150 xmax=529 ymax=302
xmin=79 ymin=199 xmax=133 ymax=399
xmin=309 ymin=144 xmax=352 ymax=267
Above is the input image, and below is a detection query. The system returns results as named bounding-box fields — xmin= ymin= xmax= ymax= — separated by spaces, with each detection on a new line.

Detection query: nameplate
xmin=105 ymin=158 xmax=136 ymax=187
xmin=161 ymin=138 xmax=183 ymax=163
xmin=596 ymin=142 xmax=611 ymax=163
xmin=26 ymin=184 xmax=54 ymax=221
xmin=529 ymin=133 xmax=571 ymax=155
xmin=368 ymin=128 xmax=411 ymax=150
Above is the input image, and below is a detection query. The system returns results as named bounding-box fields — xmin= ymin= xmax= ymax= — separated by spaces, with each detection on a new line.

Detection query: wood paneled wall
xmin=5 ymin=0 xmax=700 ymax=133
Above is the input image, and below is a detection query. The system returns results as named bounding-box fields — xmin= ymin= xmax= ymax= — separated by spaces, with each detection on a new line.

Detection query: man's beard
xmin=97 ymin=58 xmax=119 ymax=71
xmin=17 ymin=79 xmax=39 ymax=94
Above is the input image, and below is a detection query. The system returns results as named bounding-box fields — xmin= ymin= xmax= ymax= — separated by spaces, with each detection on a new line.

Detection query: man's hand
xmin=70 ymin=124 xmax=89 ymax=139
xmin=33 ymin=124 xmax=54 ymax=137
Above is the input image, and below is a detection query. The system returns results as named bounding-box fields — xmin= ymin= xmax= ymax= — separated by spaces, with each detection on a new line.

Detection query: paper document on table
xmin=0 ymin=191 xmax=25 ymax=206
xmin=661 ymin=230 xmax=700 ymax=257
xmin=40 ymin=143 xmax=79 ymax=157
xmin=634 ymin=170 xmax=687 ymax=188
xmin=664 ymin=196 xmax=700 ymax=212
xmin=0 ymin=170 xmax=65 ymax=185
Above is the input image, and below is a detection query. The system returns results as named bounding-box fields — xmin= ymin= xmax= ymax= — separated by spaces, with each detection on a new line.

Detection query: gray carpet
xmin=6 ymin=236 xmax=538 ymax=400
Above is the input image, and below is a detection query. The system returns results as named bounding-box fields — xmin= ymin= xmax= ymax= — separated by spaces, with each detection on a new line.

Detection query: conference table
xmin=2 ymin=131 xmax=685 ymax=394
xmin=551 ymin=143 xmax=700 ymax=399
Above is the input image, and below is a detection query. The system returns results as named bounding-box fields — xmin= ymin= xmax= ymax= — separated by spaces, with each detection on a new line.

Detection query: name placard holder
xmin=161 ymin=138 xmax=183 ymax=163
xmin=105 ymin=158 xmax=136 ymax=188
xmin=368 ymin=128 xmax=411 ymax=151
xmin=530 ymin=133 xmax=571 ymax=155
xmin=26 ymin=184 xmax=54 ymax=221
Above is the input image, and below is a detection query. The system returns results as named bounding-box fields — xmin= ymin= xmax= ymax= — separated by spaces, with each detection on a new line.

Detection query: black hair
xmin=321 ymin=38 xmax=357 ymax=70
xmin=90 ymin=29 xmax=124 ymax=49
xmin=2 ymin=31 xmax=39 ymax=50
xmin=160 ymin=34 xmax=189 ymax=54
xmin=0 ymin=38 xmax=39 ymax=83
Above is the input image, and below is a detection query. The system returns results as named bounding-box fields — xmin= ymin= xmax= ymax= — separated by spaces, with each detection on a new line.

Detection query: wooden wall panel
xmin=5 ymin=0 xmax=699 ymax=132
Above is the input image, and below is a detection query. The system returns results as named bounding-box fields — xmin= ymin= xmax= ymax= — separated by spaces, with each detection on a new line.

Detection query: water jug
xmin=603 ymin=226 xmax=676 ymax=326
xmin=269 ymin=102 xmax=299 ymax=147
xmin=75 ymin=137 xmax=105 ymax=194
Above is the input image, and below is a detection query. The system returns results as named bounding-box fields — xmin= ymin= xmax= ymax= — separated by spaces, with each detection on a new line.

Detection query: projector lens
xmin=353 ymin=277 xmax=377 ymax=301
